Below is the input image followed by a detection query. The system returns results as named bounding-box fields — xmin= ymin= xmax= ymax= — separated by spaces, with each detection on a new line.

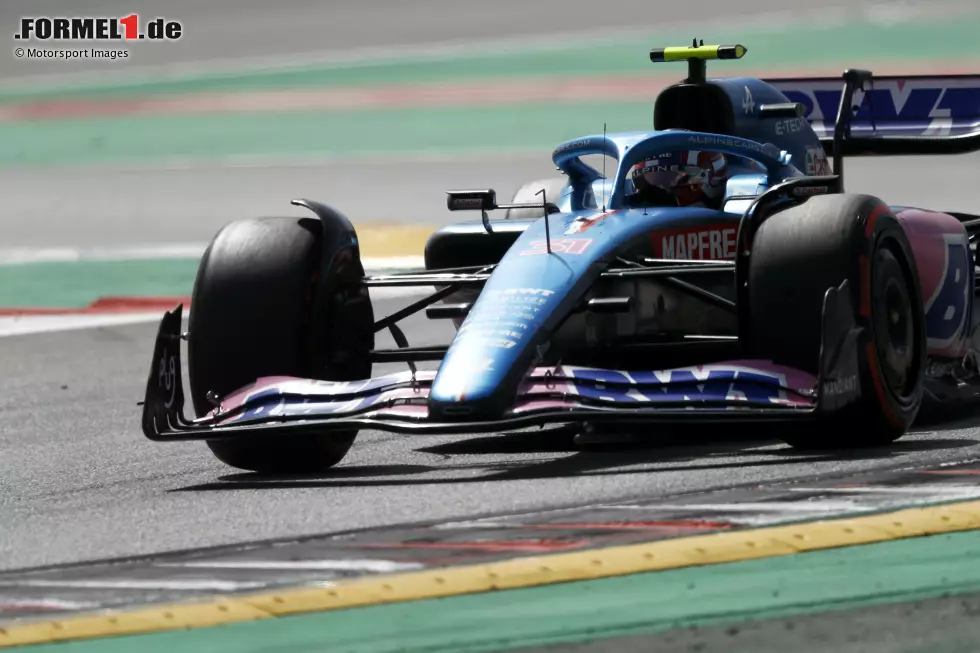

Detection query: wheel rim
xmin=871 ymin=246 xmax=917 ymax=400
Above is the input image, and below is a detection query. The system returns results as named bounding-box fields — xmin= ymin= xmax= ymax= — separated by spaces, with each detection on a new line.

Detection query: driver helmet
xmin=628 ymin=150 xmax=729 ymax=208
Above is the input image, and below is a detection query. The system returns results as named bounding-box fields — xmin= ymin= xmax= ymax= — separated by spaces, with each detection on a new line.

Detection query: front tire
xmin=188 ymin=216 xmax=370 ymax=473
xmin=746 ymin=194 xmax=926 ymax=449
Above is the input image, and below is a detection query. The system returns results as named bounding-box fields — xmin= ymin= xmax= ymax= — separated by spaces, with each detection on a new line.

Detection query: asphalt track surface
xmin=4 ymin=296 xmax=980 ymax=572
xmin=3 ymin=0 xmax=980 ymax=615
xmin=2 ymin=153 xmax=978 ymax=248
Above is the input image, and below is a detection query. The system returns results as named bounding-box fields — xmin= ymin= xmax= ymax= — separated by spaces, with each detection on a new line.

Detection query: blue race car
xmin=141 ymin=43 xmax=980 ymax=473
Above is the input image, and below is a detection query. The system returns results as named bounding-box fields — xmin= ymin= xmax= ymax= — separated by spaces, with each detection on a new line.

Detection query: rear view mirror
xmin=446 ymin=189 xmax=497 ymax=211
xmin=445 ymin=188 xmax=560 ymax=236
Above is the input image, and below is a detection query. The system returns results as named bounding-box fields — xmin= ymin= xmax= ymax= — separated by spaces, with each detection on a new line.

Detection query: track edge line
xmin=3 ymin=499 xmax=980 ymax=647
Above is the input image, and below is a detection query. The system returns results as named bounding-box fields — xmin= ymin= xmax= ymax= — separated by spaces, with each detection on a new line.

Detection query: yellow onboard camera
xmin=649 ymin=39 xmax=747 ymax=83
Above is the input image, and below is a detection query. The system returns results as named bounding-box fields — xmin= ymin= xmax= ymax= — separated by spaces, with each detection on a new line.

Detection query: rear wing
xmin=763 ymin=70 xmax=980 ymax=188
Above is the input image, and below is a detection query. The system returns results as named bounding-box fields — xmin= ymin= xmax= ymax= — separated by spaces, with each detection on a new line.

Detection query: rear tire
xmin=747 ymin=194 xmax=926 ymax=449
xmin=504 ymin=177 xmax=568 ymax=220
xmin=188 ymin=216 xmax=367 ymax=473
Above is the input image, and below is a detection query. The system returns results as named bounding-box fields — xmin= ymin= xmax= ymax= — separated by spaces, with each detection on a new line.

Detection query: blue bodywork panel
xmin=427 ymin=129 xmax=801 ymax=419
xmin=713 ymin=77 xmax=828 ymax=173
xmin=428 ymin=204 xmax=728 ymax=418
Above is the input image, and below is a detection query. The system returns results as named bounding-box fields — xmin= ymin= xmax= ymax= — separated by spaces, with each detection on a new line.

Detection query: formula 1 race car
xmin=141 ymin=43 xmax=980 ymax=473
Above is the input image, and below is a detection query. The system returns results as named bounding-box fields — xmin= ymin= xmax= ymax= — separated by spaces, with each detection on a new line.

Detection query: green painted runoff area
xmin=3 ymin=103 xmax=643 ymax=167
xmin=0 ymin=260 xmax=198 ymax=309
xmin=3 ymin=17 xmax=980 ymax=167
xmin=16 ymin=528 xmax=980 ymax=653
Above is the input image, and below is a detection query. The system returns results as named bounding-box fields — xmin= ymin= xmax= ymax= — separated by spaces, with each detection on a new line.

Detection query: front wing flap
xmin=143 ymin=325 xmax=861 ymax=446
xmin=141 ymin=279 xmax=862 ymax=441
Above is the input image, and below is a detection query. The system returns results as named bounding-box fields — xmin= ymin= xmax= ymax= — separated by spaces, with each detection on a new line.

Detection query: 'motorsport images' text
xmin=15 ymin=47 xmax=129 ymax=60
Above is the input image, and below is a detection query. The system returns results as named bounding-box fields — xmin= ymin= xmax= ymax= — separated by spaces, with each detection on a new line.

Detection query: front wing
xmin=141 ymin=282 xmax=861 ymax=441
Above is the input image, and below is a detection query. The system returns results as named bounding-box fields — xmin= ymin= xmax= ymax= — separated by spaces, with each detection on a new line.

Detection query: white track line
xmin=597 ymin=501 xmax=864 ymax=512
xmin=0 ymin=247 xmax=425 ymax=268
xmin=0 ymin=312 xmax=180 ymax=338
xmin=156 ymin=559 xmax=423 ymax=573
xmin=0 ymin=244 xmax=207 ymax=265
xmin=787 ymin=485 xmax=980 ymax=496
xmin=0 ymin=598 xmax=99 ymax=611
xmin=0 ymin=579 xmax=269 ymax=591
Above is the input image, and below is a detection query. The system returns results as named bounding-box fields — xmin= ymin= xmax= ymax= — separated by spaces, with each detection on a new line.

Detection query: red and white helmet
xmin=629 ymin=150 xmax=729 ymax=207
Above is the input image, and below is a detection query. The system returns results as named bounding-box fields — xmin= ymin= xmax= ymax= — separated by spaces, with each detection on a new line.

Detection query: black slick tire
xmin=746 ymin=193 xmax=926 ymax=449
xmin=187 ymin=216 xmax=365 ymax=473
